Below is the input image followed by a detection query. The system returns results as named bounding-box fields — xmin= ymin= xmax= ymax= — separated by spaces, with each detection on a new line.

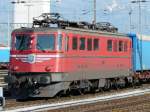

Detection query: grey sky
xmin=1 ymin=0 xmax=150 ymax=45
xmin=51 ymin=0 xmax=150 ymax=34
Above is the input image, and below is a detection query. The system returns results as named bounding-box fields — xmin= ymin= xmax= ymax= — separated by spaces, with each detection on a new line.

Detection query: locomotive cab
xmin=10 ymin=28 xmax=63 ymax=73
xmin=8 ymin=28 xmax=66 ymax=99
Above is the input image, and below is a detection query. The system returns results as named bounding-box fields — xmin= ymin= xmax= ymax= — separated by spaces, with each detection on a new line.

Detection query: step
xmin=0 ymin=77 xmax=4 ymax=80
xmin=0 ymin=70 xmax=8 ymax=73
xmin=0 ymin=83 xmax=8 ymax=87
xmin=0 ymin=74 xmax=8 ymax=76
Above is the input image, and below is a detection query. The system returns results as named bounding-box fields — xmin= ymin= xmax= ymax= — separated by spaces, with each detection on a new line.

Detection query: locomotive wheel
xmin=58 ymin=89 xmax=71 ymax=97
xmin=103 ymin=80 xmax=111 ymax=91
xmin=133 ymin=78 xmax=141 ymax=87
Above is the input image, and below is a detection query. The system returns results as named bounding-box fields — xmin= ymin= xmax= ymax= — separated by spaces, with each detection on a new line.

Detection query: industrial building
xmin=0 ymin=0 xmax=50 ymax=46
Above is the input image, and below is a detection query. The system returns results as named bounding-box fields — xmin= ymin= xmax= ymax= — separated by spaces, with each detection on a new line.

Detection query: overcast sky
xmin=51 ymin=0 xmax=150 ymax=34
xmin=1 ymin=0 xmax=150 ymax=45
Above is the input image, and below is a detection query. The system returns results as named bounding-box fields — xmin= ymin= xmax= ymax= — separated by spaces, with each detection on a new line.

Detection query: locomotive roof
xmin=12 ymin=27 xmax=129 ymax=38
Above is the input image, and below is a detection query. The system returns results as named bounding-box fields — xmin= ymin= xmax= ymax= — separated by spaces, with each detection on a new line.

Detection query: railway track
xmin=52 ymin=93 xmax=150 ymax=112
xmin=3 ymin=84 xmax=150 ymax=112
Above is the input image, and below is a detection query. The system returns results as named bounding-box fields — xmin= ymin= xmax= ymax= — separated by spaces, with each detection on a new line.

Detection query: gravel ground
xmin=4 ymin=84 xmax=150 ymax=112
xmin=5 ymin=88 xmax=136 ymax=109
xmin=49 ymin=94 xmax=150 ymax=112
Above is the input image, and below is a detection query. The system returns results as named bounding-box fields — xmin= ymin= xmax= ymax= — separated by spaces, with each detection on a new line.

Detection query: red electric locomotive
xmin=7 ymin=13 xmax=133 ymax=99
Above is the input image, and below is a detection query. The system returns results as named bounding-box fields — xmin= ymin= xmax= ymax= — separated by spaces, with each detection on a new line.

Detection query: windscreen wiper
xmin=37 ymin=43 xmax=46 ymax=52
xmin=18 ymin=38 xmax=26 ymax=51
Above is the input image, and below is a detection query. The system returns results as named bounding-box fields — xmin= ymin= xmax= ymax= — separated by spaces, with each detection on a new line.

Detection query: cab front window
xmin=37 ymin=34 xmax=55 ymax=51
xmin=15 ymin=35 xmax=30 ymax=50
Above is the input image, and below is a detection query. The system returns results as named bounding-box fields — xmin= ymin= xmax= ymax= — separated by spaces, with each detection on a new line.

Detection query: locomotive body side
xmin=53 ymin=29 xmax=132 ymax=81
xmin=8 ymin=27 xmax=132 ymax=99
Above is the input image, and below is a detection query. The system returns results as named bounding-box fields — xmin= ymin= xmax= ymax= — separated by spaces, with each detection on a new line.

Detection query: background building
xmin=0 ymin=0 xmax=50 ymax=46
xmin=13 ymin=0 xmax=50 ymax=28
xmin=0 ymin=1 xmax=13 ymax=46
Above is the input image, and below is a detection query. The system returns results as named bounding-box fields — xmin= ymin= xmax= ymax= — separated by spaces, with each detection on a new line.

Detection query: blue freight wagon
xmin=128 ymin=33 xmax=150 ymax=72
xmin=0 ymin=47 xmax=10 ymax=68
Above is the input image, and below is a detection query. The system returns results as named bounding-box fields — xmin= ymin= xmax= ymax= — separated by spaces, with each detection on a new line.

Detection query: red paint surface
xmin=10 ymin=30 xmax=132 ymax=74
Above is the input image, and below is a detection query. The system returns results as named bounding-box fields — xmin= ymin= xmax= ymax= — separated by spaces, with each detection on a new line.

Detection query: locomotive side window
xmin=57 ymin=34 xmax=62 ymax=50
xmin=107 ymin=40 xmax=112 ymax=51
xmin=65 ymin=36 xmax=69 ymax=51
xmin=87 ymin=38 xmax=92 ymax=51
xmin=94 ymin=39 xmax=99 ymax=50
xmin=113 ymin=40 xmax=118 ymax=52
xmin=15 ymin=35 xmax=30 ymax=50
xmin=37 ymin=34 xmax=55 ymax=50
xmin=124 ymin=41 xmax=128 ymax=52
xmin=80 ymin=38 xmax=85 ymax=50
xmin=72 ymin=37 xmax=78 ymax=50
xmin=119 ymin=41 xmax=124 ymax=52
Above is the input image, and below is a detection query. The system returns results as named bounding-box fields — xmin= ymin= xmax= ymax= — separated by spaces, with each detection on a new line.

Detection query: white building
xmin=13 ymin=0 xmax=50 ymax=28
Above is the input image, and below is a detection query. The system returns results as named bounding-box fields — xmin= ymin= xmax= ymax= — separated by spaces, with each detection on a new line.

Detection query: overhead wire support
xmin=93 ymin=0 xmax=96 ymax=25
